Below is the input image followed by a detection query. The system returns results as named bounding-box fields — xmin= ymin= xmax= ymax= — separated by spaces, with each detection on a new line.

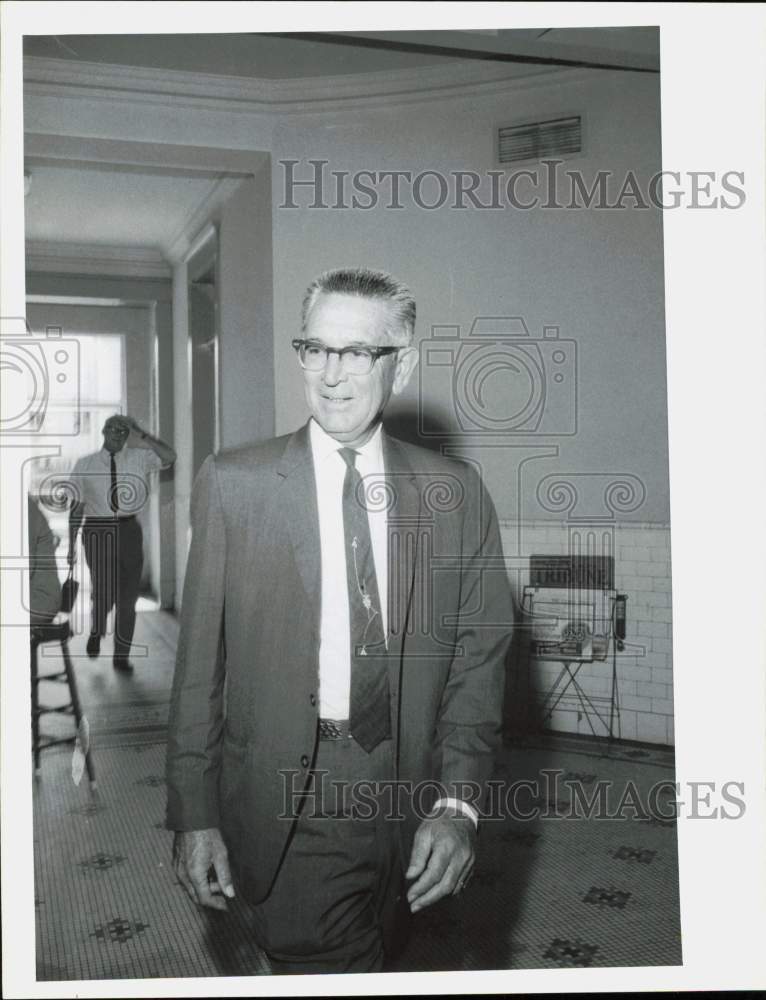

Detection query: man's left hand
xmin=405 ymin=805 xmax=476 ymax=913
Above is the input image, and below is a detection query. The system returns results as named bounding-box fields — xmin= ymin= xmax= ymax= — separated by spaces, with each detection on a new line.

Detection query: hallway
xmin=33 ymin=609 xmax=682 ymax=981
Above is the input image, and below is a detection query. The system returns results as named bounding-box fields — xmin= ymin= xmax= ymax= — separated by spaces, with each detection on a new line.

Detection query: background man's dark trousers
xmin=82 ymin=517 xmax=143 ymax=660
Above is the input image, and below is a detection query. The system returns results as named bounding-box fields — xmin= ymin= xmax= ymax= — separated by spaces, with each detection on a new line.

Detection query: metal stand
xmin=537 ymin=653 xmax=620 ymax=740
xmin=522 ymin=574 xmax=622 ymax=742
xmin=31 ymin=623 xmax=96 ymax=787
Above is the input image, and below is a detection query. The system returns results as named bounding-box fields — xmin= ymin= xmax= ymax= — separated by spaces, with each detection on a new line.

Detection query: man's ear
xmin=392 ymin=347 xmax=419 ymax=396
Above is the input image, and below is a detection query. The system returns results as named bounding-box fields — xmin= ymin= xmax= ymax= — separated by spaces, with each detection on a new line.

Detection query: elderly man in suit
xmin=166 ymin=267 xmax=513 ymax=974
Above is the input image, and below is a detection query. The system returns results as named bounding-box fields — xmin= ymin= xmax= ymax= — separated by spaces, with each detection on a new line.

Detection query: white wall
xmin=269 ymin=70 xmax=668 ymax=526
xmin=25 ymin=69 xmax=669 ymax=526
xmin=25 ymin=65 xmax=674 ymax=742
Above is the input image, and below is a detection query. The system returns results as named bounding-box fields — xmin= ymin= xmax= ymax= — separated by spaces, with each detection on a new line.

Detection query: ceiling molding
xmin=164 ymin=176 xmax=242 ymax=265
xmin=23 ymin=55 xmax=578 ymax=116
xmin=26 ymin=241 xmax=171 ymax=278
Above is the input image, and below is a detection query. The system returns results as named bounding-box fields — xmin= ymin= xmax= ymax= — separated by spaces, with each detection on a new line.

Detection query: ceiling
xmin=25 ymin=33 xmax=457 ymax=79
xmin=23 ymin=27 xmax=659 ymax=79
xmin=23 ymin=28 xmax=659 ymax=263
xmin=24 ymin=164 xmax=224 ymax=251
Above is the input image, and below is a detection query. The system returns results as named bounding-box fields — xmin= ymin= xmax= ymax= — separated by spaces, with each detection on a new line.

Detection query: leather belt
xmin=318 ymin=718 xmax=352 ymax=741
xmin=85 ymin=515 xmax=137 ymax=524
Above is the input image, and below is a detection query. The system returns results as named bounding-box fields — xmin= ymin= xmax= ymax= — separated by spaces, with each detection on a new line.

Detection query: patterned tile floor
xmin=33 ymin=610 xmax=682 ymax=980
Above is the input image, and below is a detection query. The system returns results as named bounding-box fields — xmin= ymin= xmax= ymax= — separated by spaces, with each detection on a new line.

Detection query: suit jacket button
xmin=309 ymin=693 xmax=317 ymax=706
xmin=301 ymin=754 xmax=309 ymax=768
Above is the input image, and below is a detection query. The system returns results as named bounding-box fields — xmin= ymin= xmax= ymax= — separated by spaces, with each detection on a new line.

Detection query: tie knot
xmin=338 ymin=447 xmax=358 ymax=470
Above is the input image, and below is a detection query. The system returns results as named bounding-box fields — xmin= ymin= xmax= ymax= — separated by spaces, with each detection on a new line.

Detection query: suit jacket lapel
xmin=276 ymin=423 xmax=321 ymax=612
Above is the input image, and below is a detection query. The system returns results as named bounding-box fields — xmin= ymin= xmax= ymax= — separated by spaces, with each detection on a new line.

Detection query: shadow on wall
xmin=382 ymin=397 xmax=549 ymax=970
xmin=384 ymin=404 xmax=533 ymax=741
xmin=383 ymin=407 xmax=451 ymax=455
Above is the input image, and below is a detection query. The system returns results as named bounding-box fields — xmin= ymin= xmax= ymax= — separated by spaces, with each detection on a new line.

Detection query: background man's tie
xmin=339 ymin=447 xmax=390 ymax=752
xmin=109 ymin=454 xmax=120 ymax=513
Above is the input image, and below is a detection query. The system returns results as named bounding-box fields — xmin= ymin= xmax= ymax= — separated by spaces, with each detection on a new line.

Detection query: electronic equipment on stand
xmin=521 ymin=555 xmax=627 ymax=740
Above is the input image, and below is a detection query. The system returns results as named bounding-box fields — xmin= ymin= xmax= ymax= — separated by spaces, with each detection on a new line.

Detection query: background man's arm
xmin=165 ymin=454 xmax=233 ymax=909
xmin=67 ymin=500 xmax=85 ymax=567
xmin=407 ymin=466 xmax=513 ymax=911
xmin=121 ymin=414 xmax=177 ymax=467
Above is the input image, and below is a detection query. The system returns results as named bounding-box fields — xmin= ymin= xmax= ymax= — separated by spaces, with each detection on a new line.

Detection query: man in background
xmin=68 ymin=414 xmax=175 ymax=672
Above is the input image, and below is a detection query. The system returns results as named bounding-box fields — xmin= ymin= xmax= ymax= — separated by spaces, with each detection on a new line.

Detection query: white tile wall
xmin=501 ymin=521 xmax=674 ymax=746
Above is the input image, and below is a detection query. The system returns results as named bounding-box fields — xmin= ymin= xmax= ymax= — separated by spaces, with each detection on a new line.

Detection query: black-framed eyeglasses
xmin=291 ymin=339 xmax=400 ymax=376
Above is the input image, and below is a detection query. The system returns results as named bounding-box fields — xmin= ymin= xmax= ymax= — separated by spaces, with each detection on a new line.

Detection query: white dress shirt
xmin=70 ymin=446 xmax=166 ymax=518
xmin=310 ymin=418 xmax=387 ymax=720
xmin=309 ymin=418 xmax=478 ymax=828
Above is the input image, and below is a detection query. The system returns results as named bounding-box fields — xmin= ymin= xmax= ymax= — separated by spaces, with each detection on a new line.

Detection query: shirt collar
xmin=309 ymin=418 xmax=384 ymax=470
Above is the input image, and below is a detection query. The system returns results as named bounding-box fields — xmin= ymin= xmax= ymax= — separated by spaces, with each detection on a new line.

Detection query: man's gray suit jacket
xmin=166 ymin=421 xmax=513 ymax=903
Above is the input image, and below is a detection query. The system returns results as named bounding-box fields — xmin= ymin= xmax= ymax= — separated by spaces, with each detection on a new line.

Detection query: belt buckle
xmin=319 ymin=719 xmax=347 ymax=740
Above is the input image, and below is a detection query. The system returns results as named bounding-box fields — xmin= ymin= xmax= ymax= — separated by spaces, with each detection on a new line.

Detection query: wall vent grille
xmin=498 ymin=115 xmax=582 ymax=164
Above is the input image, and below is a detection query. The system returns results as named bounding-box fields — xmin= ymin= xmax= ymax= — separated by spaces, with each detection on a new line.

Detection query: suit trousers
xmin=83 ymin=517 xmax=143 ymax=659
xmin=249 ymin=734 xmax=405 ymax=975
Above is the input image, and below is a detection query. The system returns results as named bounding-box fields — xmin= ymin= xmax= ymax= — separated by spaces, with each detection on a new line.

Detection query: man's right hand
xmin=172 ymin=827 xmax=235 ymax=911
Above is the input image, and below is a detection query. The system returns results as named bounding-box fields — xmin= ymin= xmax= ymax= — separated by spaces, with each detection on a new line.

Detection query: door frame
xmin=24 ymin=134 xmax=274 ymax=610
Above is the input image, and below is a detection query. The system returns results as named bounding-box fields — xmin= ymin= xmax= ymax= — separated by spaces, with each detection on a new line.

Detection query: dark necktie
xmin=338 ymin=447 xmax=390 ymax=752
xmin=109 ymin=454 xmax=119 ymax=513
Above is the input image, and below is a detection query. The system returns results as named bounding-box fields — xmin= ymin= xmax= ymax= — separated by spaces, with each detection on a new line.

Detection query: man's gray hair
xmin=301 ymin=267 xmax=416 ymax=347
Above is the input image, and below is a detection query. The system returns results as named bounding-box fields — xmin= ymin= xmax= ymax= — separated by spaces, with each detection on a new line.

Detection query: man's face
xmin=102 ymin=419 xmax=129 ymax=454
xmin=301 ymin=292 xmax=418 ymax=448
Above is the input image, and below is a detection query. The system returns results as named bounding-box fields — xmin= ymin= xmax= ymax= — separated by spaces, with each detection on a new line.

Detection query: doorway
xmin=24 ymin=135 xmax=274 ymax=607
